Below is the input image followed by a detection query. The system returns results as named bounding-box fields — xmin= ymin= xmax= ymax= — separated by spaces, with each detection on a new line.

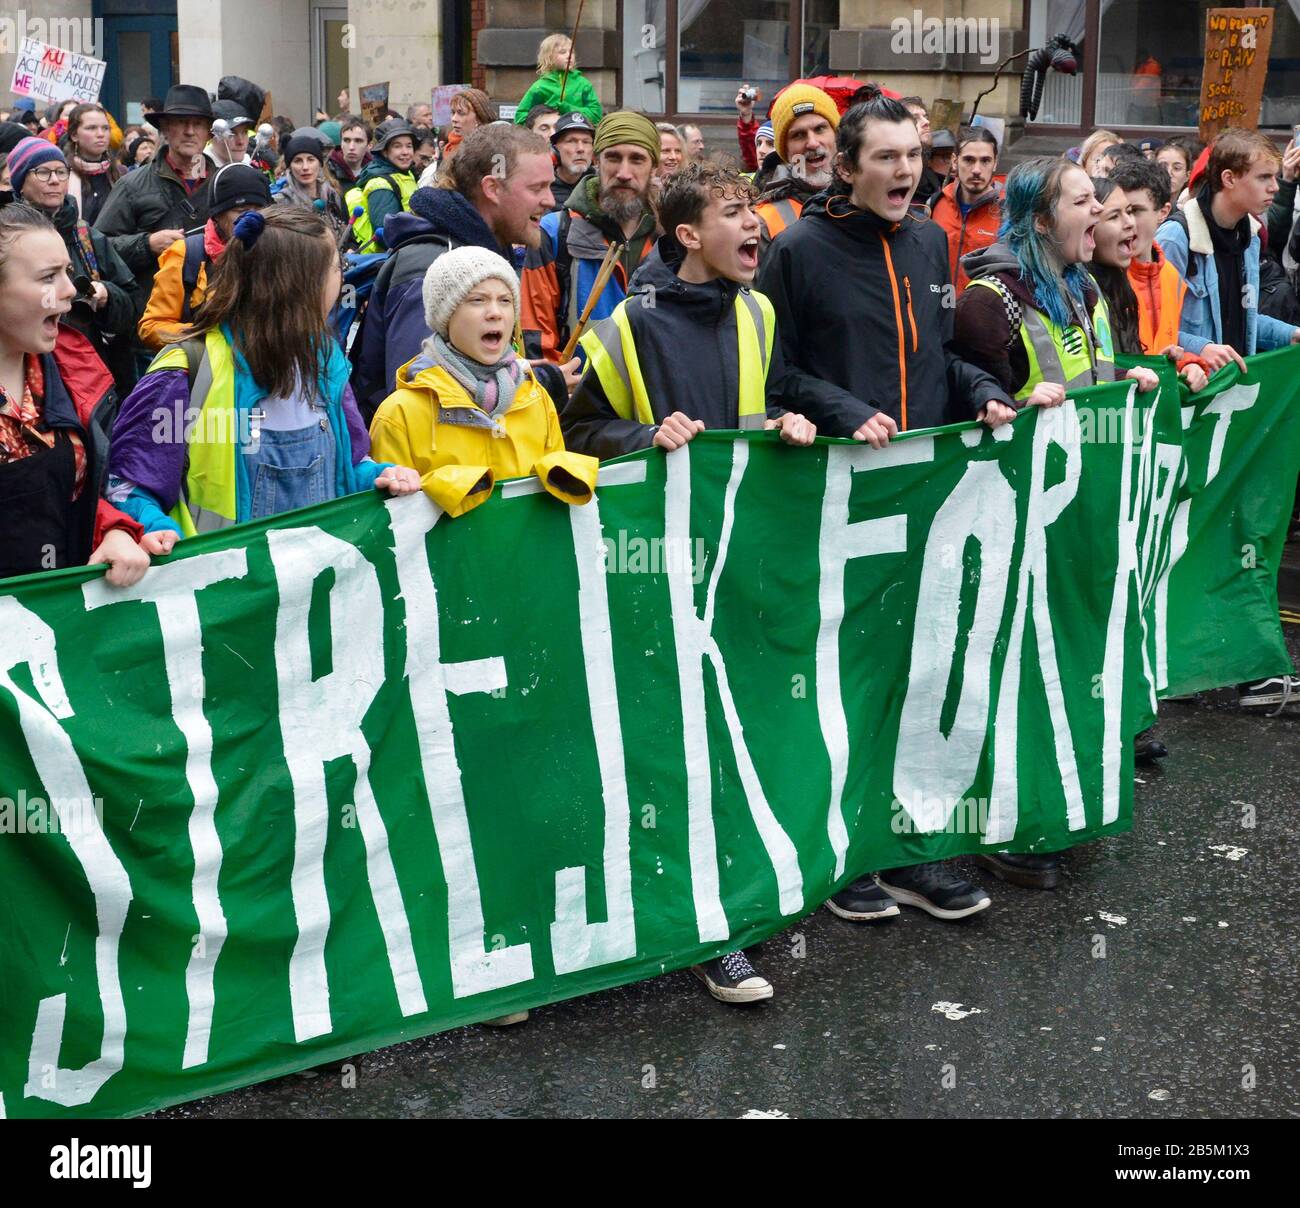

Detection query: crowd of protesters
xmin=2 ymin=32 xmax=1300 ymax=1018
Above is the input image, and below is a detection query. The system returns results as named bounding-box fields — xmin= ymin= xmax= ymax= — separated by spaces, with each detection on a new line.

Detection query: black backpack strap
xmin=1165 ymin=208 xmax=1197 ymax=281
xmin=553 ymin=209 xmax=574 ymax=347
xmin=180 ymin=231 xmax=208 ymax=323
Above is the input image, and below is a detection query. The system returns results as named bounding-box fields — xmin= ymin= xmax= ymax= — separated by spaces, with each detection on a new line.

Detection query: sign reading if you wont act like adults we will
xmin=2 ymin=349 xmax=1298 ymax=1119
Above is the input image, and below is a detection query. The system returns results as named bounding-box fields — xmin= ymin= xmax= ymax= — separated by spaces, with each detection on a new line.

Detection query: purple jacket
xmin=110 ymin=368 xmax=374 ymax=513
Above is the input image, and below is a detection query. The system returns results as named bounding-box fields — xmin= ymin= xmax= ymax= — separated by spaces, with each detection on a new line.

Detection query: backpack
xmin=180 ymin=231 xmax=208 ymax=324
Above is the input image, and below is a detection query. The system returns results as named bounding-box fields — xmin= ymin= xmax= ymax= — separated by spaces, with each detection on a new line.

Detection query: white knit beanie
xmin=422 ymin=246 xmax=521 ymax=340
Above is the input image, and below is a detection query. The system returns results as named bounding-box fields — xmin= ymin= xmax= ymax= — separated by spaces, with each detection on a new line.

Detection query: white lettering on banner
xmin=816 ymin=439 xmax=934 ymax=877
xmin=386 ymin=497 xmax=535 ymax=997
xmin=0 ymin=599 xmax=130 ymax=1107
xmin=1203 ymin=383 xmax=1259 ymax=484
xmin=268 ymin=528 xmax=427 ymax=1041
xmin=986 ymin=403 xmax=1084 ymax=845
xmin=1153 ymin=386 xmax=1257 ymax=691
xmin=894 ymin=461 xmax=1015 ymax=831
xmin=1100 ymin=385 xmax=1143 ymax=826
xmin=666 ymin=444 xmax=804 ymax=942
xmin=82 ymin=551 xmax=248 ymax=1069
xmin=1138 ymin=442 xmax=1184 ymax=703
xmin=551 ymin=500 xmax=637 ymax=973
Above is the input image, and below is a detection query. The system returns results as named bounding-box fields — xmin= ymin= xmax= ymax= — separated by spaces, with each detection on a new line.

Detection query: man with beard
xmin=753 ymin=84 xmax=840 ymax=263
xmin=548 ymin=112 xmax=595 ymax=212
xmin=354 ymin=124 xmax=557 ymax=416
xmin=927 ymin=126 xmax=1002 ymax=294
xmin=522 ymin=111 xmax=660 ymax=376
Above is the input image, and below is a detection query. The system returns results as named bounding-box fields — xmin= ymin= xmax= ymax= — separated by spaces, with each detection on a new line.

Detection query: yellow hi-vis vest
xmin=578 ymin=288 xmax=776 ymax=427
xmin=345 ymin=171 xmax=419 ymax=252
xmin=968 ymin=277 xmax=1116 ymax=401
xmin=148 ymin=331 xmax=240 ymax=537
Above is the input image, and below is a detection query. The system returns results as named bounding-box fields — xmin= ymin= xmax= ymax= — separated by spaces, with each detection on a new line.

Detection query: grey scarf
xmin=423 ymin=331 xmax=525 ymax=422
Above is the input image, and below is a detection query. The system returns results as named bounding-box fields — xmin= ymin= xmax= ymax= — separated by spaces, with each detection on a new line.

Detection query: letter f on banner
xmin=665 ymin=445 xmax=804 ymax=943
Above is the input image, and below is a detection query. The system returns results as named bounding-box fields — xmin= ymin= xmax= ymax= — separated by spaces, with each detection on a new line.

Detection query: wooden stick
xmin=560 ymin=239 xmax=623 ymax=362
xmin=557 ymin=0 xmax=588 ymax=106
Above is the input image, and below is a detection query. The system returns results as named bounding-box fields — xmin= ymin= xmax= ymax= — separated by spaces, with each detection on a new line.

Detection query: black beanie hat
xmin=208 ymin=162 xmax=273 ymax=215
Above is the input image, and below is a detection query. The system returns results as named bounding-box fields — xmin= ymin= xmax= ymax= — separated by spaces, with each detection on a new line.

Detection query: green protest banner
xmin=1152 ymin=347 xmax=1300 ymax=696
xmin=0 ymin=356 xmax=1291 ymax=1119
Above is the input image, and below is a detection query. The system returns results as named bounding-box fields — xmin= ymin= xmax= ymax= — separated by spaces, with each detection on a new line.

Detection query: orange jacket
xmin=138 ymin=235 xmax=209 ymax=350
xmin=928 ymin=179 xmax=1002 ymax=293
xmin=1128 ymin=242 xmax=1185 ymax=355
xmin=756 ymin=196 xmax=803 ymax=241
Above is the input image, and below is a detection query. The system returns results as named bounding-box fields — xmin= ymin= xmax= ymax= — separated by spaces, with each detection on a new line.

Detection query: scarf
xmin=68 ymin=151 xmax=119 ymax=178
xmin=424 ymin=331 xmax=525 ymax=421
xmin=203 ymin=218 xmax=226 ymax=260
xmin=1198 ymin=190 xmax=1250 ymax=355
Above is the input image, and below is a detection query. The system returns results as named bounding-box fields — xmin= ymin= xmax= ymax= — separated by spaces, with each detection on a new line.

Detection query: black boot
xmin=972 ymin=851 xmax=1062 ymax=890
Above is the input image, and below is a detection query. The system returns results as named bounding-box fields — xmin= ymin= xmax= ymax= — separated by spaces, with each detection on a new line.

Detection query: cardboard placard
xmin=929 ymin=98 xmax=963 ymax=137
xmin=1199 ymin=7 xmax=1275 ymax=141
xmin=9 ymin=36 xmax=105 ymax=105
xmin=359 ymin=82 xmax=389 ymax=128
xmin=431 ymin=84 xmax=468 ymax=129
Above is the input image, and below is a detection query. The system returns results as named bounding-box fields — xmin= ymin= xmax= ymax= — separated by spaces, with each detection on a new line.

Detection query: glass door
xmin=312 ymin=5 xmax=350 ymax=118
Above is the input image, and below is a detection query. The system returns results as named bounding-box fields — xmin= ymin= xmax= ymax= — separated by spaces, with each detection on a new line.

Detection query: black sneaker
xmin=1134 ymin=730 xmax=1168 ymax=763
xmin=1238 ymin=676 xmax=1300 ymax=714
xmin=875 ymin=862 xmax=991 ymax=920
xmin=972 ymin=851 xmax=1062 ymax=890
xmin=825 ymin=876 xmax=900 ymax=922
xmin=691 ymin=950 xmax=773 ymax=1004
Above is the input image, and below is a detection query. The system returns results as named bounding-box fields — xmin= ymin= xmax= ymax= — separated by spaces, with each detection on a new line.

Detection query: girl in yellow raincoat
xmin=369 ymin=246 xmax=596 ymax=516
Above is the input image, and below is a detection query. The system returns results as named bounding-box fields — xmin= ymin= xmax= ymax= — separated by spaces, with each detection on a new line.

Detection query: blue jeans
xmin=243 ymin=419 xmax=336 ymax=520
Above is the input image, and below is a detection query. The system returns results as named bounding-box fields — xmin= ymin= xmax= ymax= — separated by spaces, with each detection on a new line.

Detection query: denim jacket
xmin=1156 ymin=199 xmax=1297 ymax=356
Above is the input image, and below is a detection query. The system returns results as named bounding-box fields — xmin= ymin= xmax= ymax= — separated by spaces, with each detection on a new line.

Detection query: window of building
xmin=621 ymin=0 xmax=825 ymax=117
xmin=1029 ymin=0 xmax=1300 ymax=132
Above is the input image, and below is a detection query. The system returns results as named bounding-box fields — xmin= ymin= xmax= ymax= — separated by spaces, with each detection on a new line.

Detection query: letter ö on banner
xmin=268 ymin=528 xmax=427 ymax=1042
xmin=0 ymin=599 xmax=130 ymax=1107
xmin=83 ymin=551 xmax=249 ymax=1070
xmin=551 ymin=499 xmax=637 ymax=974
xmin=665 ymin=444 xmax=805 ymax=943
xmin=816 ymin=438 xmax=935 ymax=878
xmin=385 ymin=497 xmax=535 ymax=998
xmin=985 ymin=403 xmax=1085 ymax=845
xmin=893 ymin=461 xmax=1016 ymax=832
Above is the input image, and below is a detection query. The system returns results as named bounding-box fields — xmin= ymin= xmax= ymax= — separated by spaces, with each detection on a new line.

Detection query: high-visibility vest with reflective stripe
xmin=968 ymin=277 xmax=1116 ymax=401
xmin=345 ymin=170 xmax=419 ymax=252
xmin=148 ymin=330 xmax=241 ymax=536
xmin=756 ymin=197 xmax=802 ymax=240
xmin=579 ymin=288 xmax=775 ymax=428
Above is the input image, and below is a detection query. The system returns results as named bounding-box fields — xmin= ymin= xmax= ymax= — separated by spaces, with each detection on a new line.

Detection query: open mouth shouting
xmin=737 ymin=236 xmax=759 ymax=273
xmin=1084 ymin=221 xmax=1098 ymax=253
xmin=887 ymin=185 xmax=911 ymax=208
xmin=479 ymin=327 xmax=506 ymax=356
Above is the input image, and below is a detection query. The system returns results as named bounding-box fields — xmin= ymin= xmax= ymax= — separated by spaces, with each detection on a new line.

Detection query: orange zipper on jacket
xmin=878 ymin=231 xmax=909 ymax=430
xmin=904 ymin=276 xmax=918 ymax=353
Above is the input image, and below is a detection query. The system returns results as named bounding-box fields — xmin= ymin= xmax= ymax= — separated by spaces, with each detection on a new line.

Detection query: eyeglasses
xmin=30 ymin=166 xmax=70 ymax=182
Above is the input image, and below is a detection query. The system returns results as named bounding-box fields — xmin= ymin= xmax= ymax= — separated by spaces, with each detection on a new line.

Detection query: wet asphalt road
xmin=156 ymin=616 xmax=1300 ymax=1120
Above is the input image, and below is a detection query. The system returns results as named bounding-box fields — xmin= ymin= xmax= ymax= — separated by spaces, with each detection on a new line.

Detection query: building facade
xmin=5 ymin=2 xmax=1300 ymax=150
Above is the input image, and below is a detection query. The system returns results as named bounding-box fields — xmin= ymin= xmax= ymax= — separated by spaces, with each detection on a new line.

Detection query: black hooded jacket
xmin=756 ymin=183 xmax=1009 ymax=434
xmin=561 ymin=236 xmax=787 ymax=460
